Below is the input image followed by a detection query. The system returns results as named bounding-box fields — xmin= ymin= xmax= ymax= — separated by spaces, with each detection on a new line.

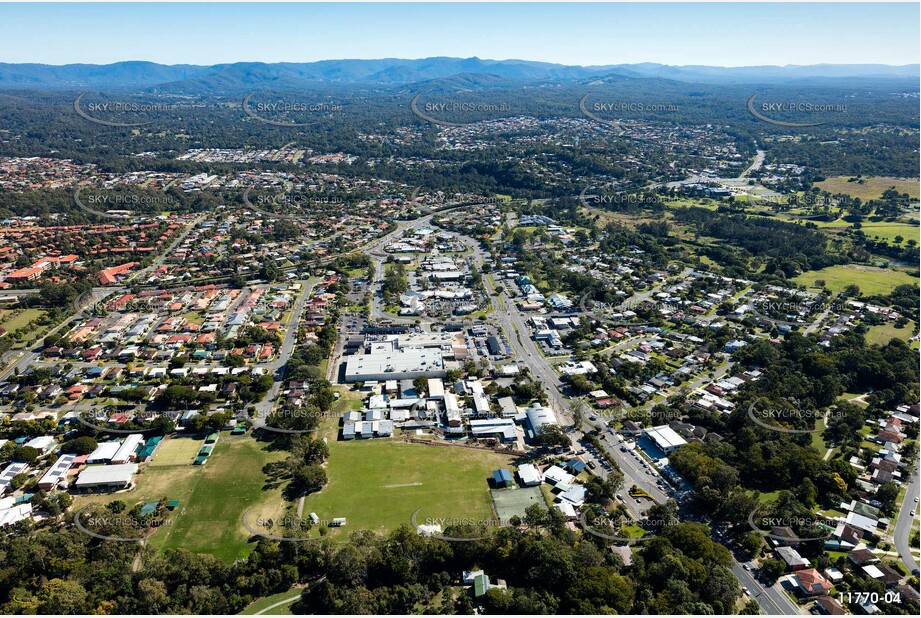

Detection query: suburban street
xmin=459 ymin=224 xmax=804 ymax=615
xmin=128 ymin=215 xmax=204 ymax=283
xmin=252 ymin=278 xmax=318 ymax=425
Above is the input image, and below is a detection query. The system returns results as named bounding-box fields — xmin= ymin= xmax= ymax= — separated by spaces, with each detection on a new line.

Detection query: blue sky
xmin=0 ymin=2 xmax=917 ymax=66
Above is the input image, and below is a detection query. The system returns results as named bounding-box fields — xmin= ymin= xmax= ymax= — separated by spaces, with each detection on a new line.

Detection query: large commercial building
xmin=644 ymin=425 xmax=688 ymax=455
xmin=524 ymin=403 xmax=557 ymax=439
xmin=73 ymin=464 xmax=138 ymax=491
xmin=344 ymin=347 xmax=447 ymax=383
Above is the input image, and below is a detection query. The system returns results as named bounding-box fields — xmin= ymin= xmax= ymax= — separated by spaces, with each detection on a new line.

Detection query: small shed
xmin=492 ymin=468 xmax=514 ymax=488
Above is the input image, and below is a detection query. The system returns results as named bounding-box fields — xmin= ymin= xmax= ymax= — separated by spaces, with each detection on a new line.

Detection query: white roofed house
xmin=111 ymin=434 xmax=145 ymax=465
xmin=469 ymin=417 xmax=517 ymax=443
xmin=24 ymin=436 xmax=57 ymax=456
xmin=472 ymin=392 xmax=492 ymax=417
xmin=87 ymin=440 xmax=122 ymax=464
xmin=517 ymin=464 xmax=542 ymax=487
xmin=38 ymin=454 xmax=76 ymax=490
xmin=0 ymin=462 xmax=29 ymax=495
xmin=543 ymin=465 xmax=575 ymax=487
xmin=557 ymin=484 xmax=587 ymax=507
xmin=427 ymin=378 xmax=445 ymax=398
xmin=0 ymin=497 xmax=32 ymax=528
xmin=444 ymin=392 xmax=463 ymax=432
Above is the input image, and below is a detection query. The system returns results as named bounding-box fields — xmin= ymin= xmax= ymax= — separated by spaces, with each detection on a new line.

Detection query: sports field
xmin=808 ymin=219 xmax=919 ymax=244
xmin=148 ymin=435 xmax=204 ymax=466
xmin=73 ymin=435 xmax=286 ymax=562
xmin=152 ymin=436 xmax=287 ymax=561
xmin=865 ymin=320 xmax=917 ymax=346
xmin=302 ymin=421 xmax=513 ymax=535
xmin=794 ymin=264 xmax=918 ymax=296
xmin=854 ymin=222 xmax=919 ymax=244
xmin=815 ymin=176 xmax=920 ymax=201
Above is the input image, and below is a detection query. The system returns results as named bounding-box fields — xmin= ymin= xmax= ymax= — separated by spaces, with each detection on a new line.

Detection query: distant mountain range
xmin=0 ymin=57 xmax=917 ymax=93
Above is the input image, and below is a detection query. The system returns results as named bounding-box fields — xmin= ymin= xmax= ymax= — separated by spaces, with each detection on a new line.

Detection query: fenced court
xmin=148 ymin=436 xmax=204 ymax=466
xmin=491 ymin=486 xmax=546 ymax=524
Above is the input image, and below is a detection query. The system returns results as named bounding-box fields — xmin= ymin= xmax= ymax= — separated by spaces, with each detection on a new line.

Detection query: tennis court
xmin=149 ymin=436 xmax=204 ymax=466
xmin=490 ymin=486 xmax=546 ymax=524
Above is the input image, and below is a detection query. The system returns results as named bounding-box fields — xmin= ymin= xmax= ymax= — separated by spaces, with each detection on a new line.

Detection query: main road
xmin=0 ymin=288 xmax=111 ymax=381
xmin=461 ymin=225 xmax=801 ymax=615
xmin=894 ymin=473 xmax=920 ymax=574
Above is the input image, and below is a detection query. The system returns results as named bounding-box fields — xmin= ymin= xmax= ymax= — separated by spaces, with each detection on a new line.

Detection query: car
xmin=744 ymin=564 xmax=751 ymax=571
xmin=635 ymin=498 xmax=642 ymax=504
xmin=742 ymin=587 xmax=749 ymax=595
xmin=914 ymin=496 xmax=919 ymax=503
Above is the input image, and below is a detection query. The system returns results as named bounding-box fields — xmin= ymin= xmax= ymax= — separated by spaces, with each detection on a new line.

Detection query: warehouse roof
xmin=74 ymin=464 xmax=138 ymax=487
xmin=644 ymin=425 xmax=688 ymax=451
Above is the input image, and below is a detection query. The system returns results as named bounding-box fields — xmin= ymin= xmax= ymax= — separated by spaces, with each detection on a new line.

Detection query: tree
xmin=535 ymin=424 xmax=571 ymax=448
xmin=60 ymin=436 xmax=97 ymax=456
xmin=137 ymin=579 xmax=170 ymax=615
xmin=875 ymin=481 xmax=900 ymax=515
xmin=291 ymin=464 xmax=327 ymax=495
xmin=739 ymin=531 xmax=764 ymax=555
xmin=759 ymin=557 xmax=786 ymax=582
xmin=261 ymin=262 xmax=282 ymax=282
xmin=37 ymin=579 xmax=89 ymax=614
xmin=412 ymin=376 xmax=428 ymax=397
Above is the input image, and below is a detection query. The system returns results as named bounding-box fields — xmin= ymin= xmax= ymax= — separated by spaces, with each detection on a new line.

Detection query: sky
xmin=0 ymin=2 xmax=917 ymax=67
